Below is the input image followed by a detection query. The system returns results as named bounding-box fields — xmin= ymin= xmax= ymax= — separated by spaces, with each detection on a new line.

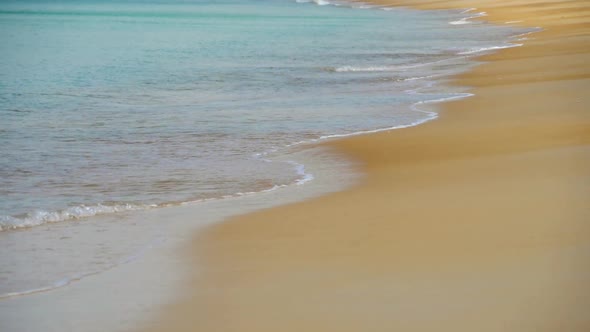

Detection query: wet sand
xmin=141 ymin=1 xmax=590 ymax=331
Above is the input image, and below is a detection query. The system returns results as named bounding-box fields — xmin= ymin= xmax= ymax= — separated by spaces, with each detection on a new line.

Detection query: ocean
xmin=0 ymin=0 xmax=533 ymax=329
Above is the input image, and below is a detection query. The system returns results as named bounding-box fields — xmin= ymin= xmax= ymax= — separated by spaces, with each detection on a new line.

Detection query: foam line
xmin=458 ymin=44 xmax=522 ymax=55
xmin=449 ymin=11 xmax=487 ymax=25
xmin=0 ymin=203 xmax=154 ymax=231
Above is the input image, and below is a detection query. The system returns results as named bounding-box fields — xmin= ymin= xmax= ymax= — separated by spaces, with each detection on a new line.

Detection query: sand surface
xmin=141 ymin=1 xmax=590 ymax=331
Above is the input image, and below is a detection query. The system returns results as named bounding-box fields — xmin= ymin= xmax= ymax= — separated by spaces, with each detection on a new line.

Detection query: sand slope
xmin=141 ymin=1 xmax=590 ymax=331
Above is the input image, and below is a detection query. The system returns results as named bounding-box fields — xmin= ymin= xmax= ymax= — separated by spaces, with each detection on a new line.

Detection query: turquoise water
xmin=0 ymin=0 xmax=527 ymax=230
xmin=0 ymin=0 xmax=541 ymax=314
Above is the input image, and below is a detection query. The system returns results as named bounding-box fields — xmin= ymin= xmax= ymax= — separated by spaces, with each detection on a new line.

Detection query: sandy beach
xmin=141 ymin=1 xmax=590 ymax=331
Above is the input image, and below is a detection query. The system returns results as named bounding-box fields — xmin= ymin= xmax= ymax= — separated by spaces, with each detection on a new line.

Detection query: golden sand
xmin=141 ymin=1 xmax=590 ymax=331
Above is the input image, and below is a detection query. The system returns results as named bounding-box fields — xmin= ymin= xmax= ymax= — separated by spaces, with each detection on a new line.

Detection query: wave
xmin=332 ymin=65 xmax=401 ymax=72
xmin=328 ymin=55 xmax=465 ymax=73
xmin=296 ymin=0 xmax=392 ymax=10
xmin=330 ymin=61 xmax=443 ymax=73
xmin=449 ymin=11 xmax=487 ymax=25
xmin=296 ymin=0 xmax=331 ymax=5
xmin=0 ymin=160 xmax=316 ymax=231
xmin=460 ymin=8 xmax=477 ymax=14
xmin=0 ymin=203 xmax=153 ymax=231
xmin=458 ymin=44 xmax=522 ymax=55
xmin=283 ymin=89 xmax=473 ymax=150
xmin=2 ymin=2 xmax=531 ymax=233
xmin=317 ymin=93 xmax=473 ymax=140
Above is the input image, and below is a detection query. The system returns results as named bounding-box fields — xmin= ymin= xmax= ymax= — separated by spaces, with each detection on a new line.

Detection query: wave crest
xmin=331 ymin=65 xmax=399 ymax=72
xmin=0 ymin=203 xmax=152 ymax=231
xmin=296 ymin=0 xmax=331 ymax=5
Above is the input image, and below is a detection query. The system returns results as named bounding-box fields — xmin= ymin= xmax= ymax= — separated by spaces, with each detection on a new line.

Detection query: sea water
xmin=0 ymin=0 xmax=534 ymax=328
xmin=0 ymin=0 xmax=529 ymax=229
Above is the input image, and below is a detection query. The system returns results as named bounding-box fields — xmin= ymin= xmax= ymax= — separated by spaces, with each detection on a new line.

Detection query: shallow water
xmin=0 ymin=0 xmax=527 ymax=230
xmin=0 ymin=0 xmax=538 ymax=315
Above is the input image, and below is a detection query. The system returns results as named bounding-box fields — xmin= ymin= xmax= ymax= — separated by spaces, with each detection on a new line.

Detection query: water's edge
xmin=0 ymin=2 xmax=540 ymax=331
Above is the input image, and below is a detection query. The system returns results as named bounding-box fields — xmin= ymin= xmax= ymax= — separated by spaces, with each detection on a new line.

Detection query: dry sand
xmin=141 ymin=1 xmax=590 ymax=331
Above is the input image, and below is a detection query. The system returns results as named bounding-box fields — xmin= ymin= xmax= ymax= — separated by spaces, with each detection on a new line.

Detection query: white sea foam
xmin=317 ymin=93 xmax=473 ymax=140
xmin=296 ymin=0 xmax=333 ymax=6
xmin=456 ymin=27 xmax=540 ymax=55
xmin=296 ymin=0 xmax=377 ymax=8
xmin=404 ymin=75 xmax=437 ymax=81
xmin=290 ymin=161 xmax=315 ymax=185
xmin=1 ymin=5 xmax=531 ymax=233
xmin=333 ymin=62 xmax=431 ymax=73
xmin=332 ymin=55 xmax=474 ymax=74
xmin=458 ymin=44 xmax=522 ymax=55
xmin=449 ymin=18 xmax=471 ymax=25
xmin=0 ymin=3 xmax=537 ymax=332
xmin=220 ymin=159 xmax=314 ymax=197
xmin=460 ymin=8 xmax=477 ymax=14
xmin=1 ymin=145 xmax=321 ymax=232
xmin=334 ymin=65 xmax=400 ymax=72
xmin=0 ymin=166 xmax=319 ymax=231
xmin=513 ymin=28 xmax=542 ymax=38
xmin=0 ymin=203 xmax=153 ymax=231
xmin=449 ymin=11 xmax=487 ymax=25
xmin=282 ymin=89 xmax=474 ymax=151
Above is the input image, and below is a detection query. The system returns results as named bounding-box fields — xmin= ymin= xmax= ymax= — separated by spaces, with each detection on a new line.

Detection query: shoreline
xmin=0 ymin=145 xmax=360 ymax=332
xmin=142 ymin=0 xmax=590 ymax=331
xmin=0 ymin=2 xmax=490 ymax=234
